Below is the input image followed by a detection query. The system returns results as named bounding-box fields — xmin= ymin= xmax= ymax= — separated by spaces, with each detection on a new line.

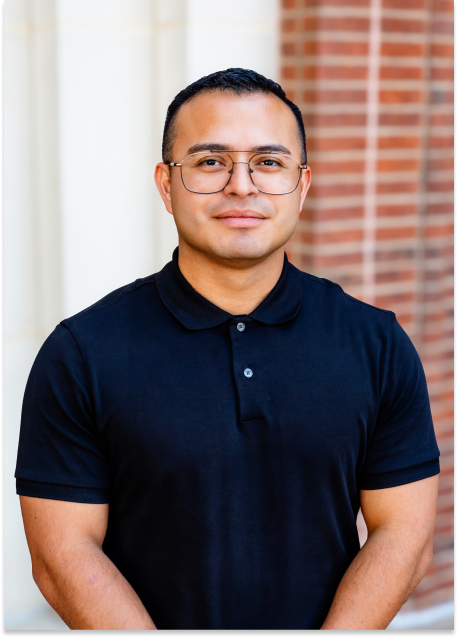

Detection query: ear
xmin=154 ymin=162 xmax=174 ymax=215
xmin=299 ymin=166 xmax=311 ymax=211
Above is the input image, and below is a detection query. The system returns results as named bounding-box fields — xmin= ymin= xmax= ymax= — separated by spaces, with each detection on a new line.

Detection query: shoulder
xmin=61 ymin=273 xmax=159 ymax=333
xmin=295 ymin=269 xmax=395 ymax=326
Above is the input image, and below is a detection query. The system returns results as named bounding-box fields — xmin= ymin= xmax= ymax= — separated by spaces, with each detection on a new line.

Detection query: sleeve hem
xmin=359 ymin=457 xmax=440 ymax=490
xmin=16 ymin=478 xmax=110 ymax=504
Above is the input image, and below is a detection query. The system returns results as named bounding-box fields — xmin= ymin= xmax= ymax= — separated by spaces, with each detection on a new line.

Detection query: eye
xmin=260 ymin=159 xmax=280 ymax=166
xmin=196 ymin=156 xmax=227 ymax=168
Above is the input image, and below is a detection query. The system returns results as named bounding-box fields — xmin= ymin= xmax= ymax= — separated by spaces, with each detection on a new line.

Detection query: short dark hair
xmin=162 ymin=68 xmax=306 ymax=165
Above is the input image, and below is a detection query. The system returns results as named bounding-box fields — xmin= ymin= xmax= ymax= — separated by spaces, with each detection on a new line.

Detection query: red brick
xmin=311 ymin=160 xmax=365 ymax=174
xmin=427 ymin=158 xmax=454 ymax=171
xmin=375 ymin=291 xmax=415 ymax=306
xmin=378 ymin=158 xmax=419 ymax=172
xmin=382 ymin=18 xmax=426 ymax=33
xmin=282 ymin=19 xmax=297 ymax=33
xmin=376 ymin=248 xmax=415 ymax=261
xmin=432 ymin=20 xmax=454 ymax=36
xmin=381 ymin=42 xmax=425 ymax=57
xmin=378 ymin=113 xmax=421 ymax=126
xmin=305 ymin=0 xmax=370 ymax=6
xmin=425 ymin=224 xmax=454 ymax=238
xmin=310 ymin=183 xmax=365 ymax=198
xmin=303 ymin=229 xmax=364 ymax=244
xmin=376 ymin=182 xmax=417 ymax=194
xmin=302 ymin=66 xmax=367 ymax=80
xmin=431 ymin=43 xmax=454 ymax=57
xmin=304 ymin=206 xmax=364 ymax=221
xmin=380 ymin=66 xmax=423 ymax=80
xmin=383 ymin=0 xmax=425 ymax=7
xmin=379 ymin=90 xmax=422 ymax=104
xmin=431 ymin=67 xmax=454 ymax=81
xmin=376 ymin=226 xmax=416 ymax=240
xmin=314 ymin=253 xmax=363 ymax=268
xmin=378 ymin=136 xmax=420 ymax=149
xmin=429 ymin=113 xmax=454 ymax=126
xmin=303 ymin=113 xmax=367 ymax=127
xmin=308 ymin=136 xmax=366 ymax=151
xmin=304 ymin=41 xmax=368 ymax=56
xmin=282 ymin=66 xmax=296 ymax=80
xmin=433 ymin=0 xmax=453 ymax=11
xmin=304 ymin=16 xmax=370 ymax=31
xmin=427 ymin=180 xmax=454 ymax=192
xmin=304 ymin=89 xmax=367 ymax=104
xmin=376 ymin=270 xmax=415 ymax=283
xmin=426 ymin=202 xmax=454 ymax=215
xmin=282 ymin=42 xmax=296 ymax=55
xmin=428 ymin=136 xmax=454 ymax=148
xmin=376 ymin=204 xmax=417 ymax=217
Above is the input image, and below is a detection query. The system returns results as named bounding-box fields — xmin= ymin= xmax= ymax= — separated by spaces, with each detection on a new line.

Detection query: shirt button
xmin=244 ymin=368 xmax=253 ymax=378
xmin=237 ymin=322 xmax=245 ymax=332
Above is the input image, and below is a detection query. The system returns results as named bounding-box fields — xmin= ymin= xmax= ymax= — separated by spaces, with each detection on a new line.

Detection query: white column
xmin=4 ymin=0 xmax=280 ymax=626
xmin=4 ymin=0 xmax=61 ymax=616
xmin=56 ymin=0 xmax=175 ymax=317
xmin=186 ymin=0 xmax=280 ymax=83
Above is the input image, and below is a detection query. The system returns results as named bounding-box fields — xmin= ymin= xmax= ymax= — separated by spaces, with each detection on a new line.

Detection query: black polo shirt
xmin=16 ymin=248 xmax=440 ymax=629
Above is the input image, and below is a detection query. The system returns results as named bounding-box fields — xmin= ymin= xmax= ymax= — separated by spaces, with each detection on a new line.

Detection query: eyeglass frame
xmin=166 ymin=150 xmax=308 ymax=195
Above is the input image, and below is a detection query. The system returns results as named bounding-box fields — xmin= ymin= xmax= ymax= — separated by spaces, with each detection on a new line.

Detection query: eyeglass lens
xmin=180 ymin=153 xmax=301 ymax=194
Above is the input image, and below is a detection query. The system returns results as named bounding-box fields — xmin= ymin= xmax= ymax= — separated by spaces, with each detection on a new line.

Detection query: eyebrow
xmin=186 ymin=143 xmax=292 ymax=155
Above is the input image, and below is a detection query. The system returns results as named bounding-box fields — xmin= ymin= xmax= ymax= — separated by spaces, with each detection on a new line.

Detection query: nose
xmin=223 ymin=161 xmax=259 ymax=198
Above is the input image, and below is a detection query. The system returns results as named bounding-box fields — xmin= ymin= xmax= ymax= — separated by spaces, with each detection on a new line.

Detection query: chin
xmin=179 ymin=225 xmax=294 ymax=264
xmin=209 ymin=237 xmax=287 ymax=264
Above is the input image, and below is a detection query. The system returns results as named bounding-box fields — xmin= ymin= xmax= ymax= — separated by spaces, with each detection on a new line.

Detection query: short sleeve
xmin=15 ymin=323 xmax=111 ymax=503
xmin=359 ymin=315 xmax=440 ymax=490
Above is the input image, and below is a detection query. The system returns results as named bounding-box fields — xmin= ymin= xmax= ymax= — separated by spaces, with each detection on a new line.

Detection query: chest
xmin=89 ymin=318 xmax=380 ymax=484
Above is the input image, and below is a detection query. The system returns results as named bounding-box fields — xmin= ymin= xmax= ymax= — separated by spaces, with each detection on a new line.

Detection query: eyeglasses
xmin=166 ymin=151 xmax=308 ymax=195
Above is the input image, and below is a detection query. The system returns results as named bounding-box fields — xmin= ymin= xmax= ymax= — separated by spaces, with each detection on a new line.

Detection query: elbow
xmin=31 ymin=558 xmax=46 ymax=590
xmin=420 ymin=540 xmax=434 ymax=575
xmin=31 ymin=555 xmax=55 ymax=599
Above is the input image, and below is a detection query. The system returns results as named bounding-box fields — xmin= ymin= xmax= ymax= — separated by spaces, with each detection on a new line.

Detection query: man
xmin=16 ymin=68 xmax=440 ymax=630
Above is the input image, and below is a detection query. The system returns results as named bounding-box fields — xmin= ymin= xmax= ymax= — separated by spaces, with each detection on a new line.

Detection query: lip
xmin=214 ymin=209 xmax=267 ymax=228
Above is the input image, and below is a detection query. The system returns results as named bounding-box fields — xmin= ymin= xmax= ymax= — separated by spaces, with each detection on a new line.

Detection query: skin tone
xmin=20 ymin=89 xmax=439 ymax=630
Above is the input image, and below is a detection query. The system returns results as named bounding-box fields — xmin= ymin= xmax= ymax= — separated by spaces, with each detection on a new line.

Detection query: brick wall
xmin=281 ymin=0 xmax=453 ymax=611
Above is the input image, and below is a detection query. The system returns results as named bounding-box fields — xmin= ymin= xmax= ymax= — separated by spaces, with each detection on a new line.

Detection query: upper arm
xmin=360 ymin=475 xmax=439 ymax=548
xmin=20 ymin=495 xmax=109 ymax=570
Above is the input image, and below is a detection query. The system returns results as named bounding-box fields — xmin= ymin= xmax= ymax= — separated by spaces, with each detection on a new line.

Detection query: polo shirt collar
xmin=155 ymin=247 xmax=303 ymax=330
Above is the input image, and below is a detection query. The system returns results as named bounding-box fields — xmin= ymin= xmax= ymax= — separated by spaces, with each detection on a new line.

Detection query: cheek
xmin=272 ymin=194 xmax=301 ymax=227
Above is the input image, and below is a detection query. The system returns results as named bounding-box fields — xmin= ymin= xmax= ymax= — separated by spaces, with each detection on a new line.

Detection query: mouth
xmin=214 ymin=209 xmax=267 ymax=228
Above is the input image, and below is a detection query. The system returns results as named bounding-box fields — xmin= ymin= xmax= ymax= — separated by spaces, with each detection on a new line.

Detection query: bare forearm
xmin=320 ymin=528 xmax=432 ymax=630
xmin=34 ymin=541 xmax=156 ymax=630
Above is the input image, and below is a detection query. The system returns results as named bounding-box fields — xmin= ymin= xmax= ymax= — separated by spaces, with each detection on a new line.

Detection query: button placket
xmin=229 ymin=318 xmax=266 ymax=423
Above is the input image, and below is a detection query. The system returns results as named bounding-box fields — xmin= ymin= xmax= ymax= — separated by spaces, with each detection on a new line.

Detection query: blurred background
xmin=4 ymin=0 xmax=453 ymax=630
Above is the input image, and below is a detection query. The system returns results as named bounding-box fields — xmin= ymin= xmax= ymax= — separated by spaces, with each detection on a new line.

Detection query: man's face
xmin=155 ymin=91 xmax=311 ymax=265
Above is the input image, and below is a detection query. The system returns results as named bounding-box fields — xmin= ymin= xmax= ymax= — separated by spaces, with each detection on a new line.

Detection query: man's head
xmin=155 ymin=68 xmax=311 ymax=267
xmin=162 ymin=68 xmax=307 ymax=165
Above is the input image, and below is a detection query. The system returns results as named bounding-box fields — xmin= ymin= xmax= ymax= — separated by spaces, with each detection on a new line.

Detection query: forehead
xmin=171 ymin=91 xmax=301 ymax=158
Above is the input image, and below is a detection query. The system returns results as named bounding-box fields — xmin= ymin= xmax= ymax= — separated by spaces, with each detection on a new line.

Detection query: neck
xmin=177 ymin=241 xmax=286 ymax=316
